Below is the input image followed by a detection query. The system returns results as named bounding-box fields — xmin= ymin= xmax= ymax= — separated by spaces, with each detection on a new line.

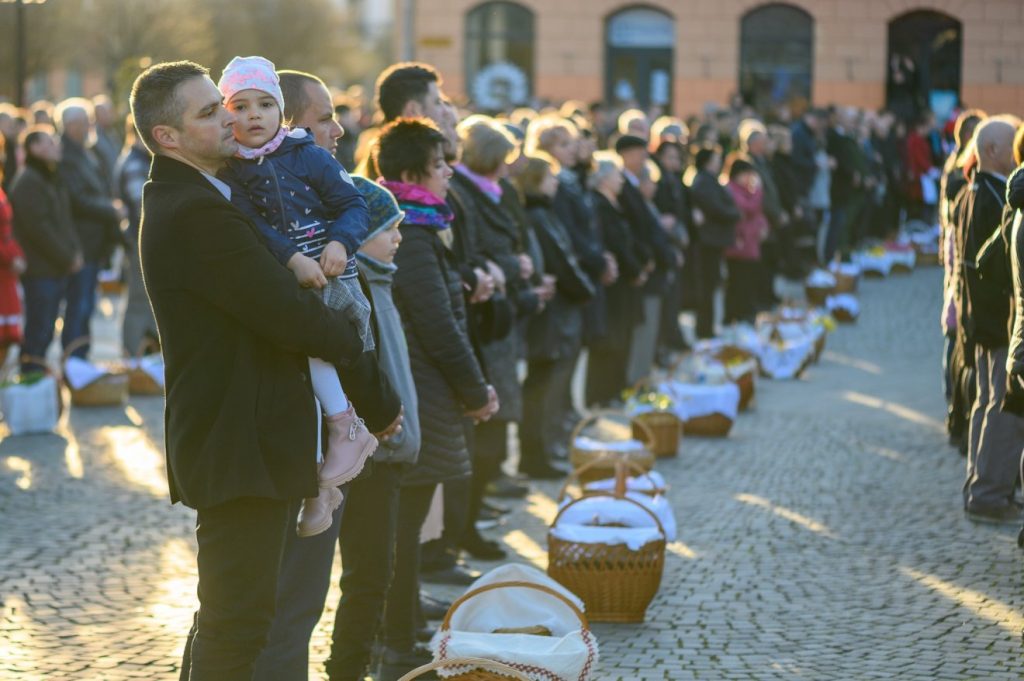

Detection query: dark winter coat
xmin=220 ymin=129 xmax=368 ymax=265
xmin=9 ymin=162 xmax=81 ymax=278
xmin=524 ymin=196 xmax=594 ymax=362
xmin=592 ymin=191 xmax=644 ymax=345
xmin=139 ymin=155 xmax=366 ymax=509
xmin=619 ymin=174 xmax=673 ymax=288
xmin=392 ymin=220 xmax=490 ymax=487
xmin=789 ymin=119 xmax=819 ymax=195
xmin=1003 ymin=167 xmax=1024 ymax=415
xmin=956 ymin=171 xmax=1009 ymax=351
xmin=554 ymin=169 xmax=608 ymax=342
xmin=59 ymin=135 xmax=122 ymax=264
xmin=688 ymin=168 xmax=741 ymax=249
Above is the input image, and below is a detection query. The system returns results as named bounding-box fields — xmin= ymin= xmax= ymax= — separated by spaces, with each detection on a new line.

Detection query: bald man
xmin=955 ymin=116 xmax=1023 ymax=524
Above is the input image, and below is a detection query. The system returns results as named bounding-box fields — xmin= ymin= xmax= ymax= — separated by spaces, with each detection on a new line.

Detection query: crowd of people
xmin=0 ymin=53 xmax=1019 ymax=681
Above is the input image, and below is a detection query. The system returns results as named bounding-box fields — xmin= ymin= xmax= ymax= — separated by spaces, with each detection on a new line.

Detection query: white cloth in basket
xmin=0 ymin=374 xmax=60 ymax=435
xmin=432 ymin=564 xmax=598 ymax=681
xmin=550 ymin=525 xmax=664 ymax=551
xmin=557 ymin=492 xmax=676 ymax=542
xmin=886 ymin=247 xmax=916 ymax=269
xmin=584 ymin=470 xmax=666 ymax=493
xmin=830 ymin=262 xmax=861 ymax=277
xmin=64 ymin=357 xmax=109 ymax=390
xmin=125 ymin=354 xmax=165 ymax=387
xmin=852 ymin=250 xmax=892 ymax=276
xmin=659 ymin=380 xmax=740 ymax=421
xmin=806 ymin=268 xmax=837 ymax=288
xmin=759 ymin=339 xmax=814 ymax=380
xmin=826 ymin=294 xmax=860 ymax=317
xmin=572 ymin=436 xmax=645 ymax=452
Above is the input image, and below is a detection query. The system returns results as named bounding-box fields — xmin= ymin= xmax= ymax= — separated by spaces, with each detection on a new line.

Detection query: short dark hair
xmin=19 ymin=124 xmax=55 ymax=162
xmin=375 ymin=62 xmax=440 ymax=122
xmin=954 ymin=108 xmax=987 ymax=148
xmin=725 ymin=153 xmax=756 ymax=181
xmin=278 ymin=69 xmax=325 ymax=126
xmin=129 ymin=60 xmax=209 ymax=154
xmin=692 ymin=143 xmax=722 ymax=171
xmin=655 ymin=139 xmax=684 ymax=160
xmin=375 ymin=117 xmax=446 ymax=182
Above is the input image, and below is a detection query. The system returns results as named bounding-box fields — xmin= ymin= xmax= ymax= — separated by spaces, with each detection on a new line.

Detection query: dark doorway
xmin=605 ymin=7 xmax=674 ymax=111
xmin=739 ymin=3 xmax=814 ymax=115
xmin=887 ymin=10 xmax=962 ymax=123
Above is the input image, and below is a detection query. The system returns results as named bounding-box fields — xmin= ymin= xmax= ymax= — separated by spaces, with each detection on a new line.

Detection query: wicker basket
xmin=63 ymin=338 xmax=129 ymax=407
xmin=804 ymin=284 xmax=834 ymax=307
xmin=548 ymin=493 xmax=666 ymax=623
xmin=559 ymin=458 xmax=667 ymax=501
xmin=833 ymin=272 xmax=859 ymax=293
xmin=733 ymin=370 xmax=756 ymax=411
xmin=429 ymin=581 xmax=594 ymax=681
xmin=629 ymin=379 xmax=682 ymax=458
xmin=128 ymin=340 xmax=163 ymax=397
xmin=890 ymin=262 xmax=913 ymax=274
xmin=570 ymin=411 xmax=656 ymax=485
xmin=681 ymin=412 xmax=733 ymax=438
xmin=831 ymin=307 xmax=858 ymax=324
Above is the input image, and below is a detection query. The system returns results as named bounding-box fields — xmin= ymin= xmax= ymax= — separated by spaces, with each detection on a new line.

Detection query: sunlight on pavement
xmin=823 ymin=351 xmax=883 ymax=375
xmin=124 ymin=405 xmax=145 ymax=427
xmin=525 ymin=490 xmax=560 ymax=525
xmin=0 ymin=596 xmax=37 ymax=676
xmin=502 ymin=529 xmax=547 ymax=568
xmin=97 ymin=426 xmax=167 ymax=496
xmin=734 ymin=493 xmax=838 ymax=539
xmin=667 ymin=541 xmax=700 ymax=559
xmin=863 ymin=444 xmax=906 ymax=462
xmin=4 ymin=456 xmax=32 ymax=490
xmin=899 ymin=566 xmax=1024 ymax=636
xmin=57 ymin=423 xmax=84 ymax=479
xmin=842 ymin=391 xmax=946 ymax=432
xmin=149 ymin=538 xmax=198 ymax=626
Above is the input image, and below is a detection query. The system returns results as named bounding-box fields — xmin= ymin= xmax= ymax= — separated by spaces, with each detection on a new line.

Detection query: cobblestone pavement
xmin=2 ymin=267 xmax=1022 ymax=680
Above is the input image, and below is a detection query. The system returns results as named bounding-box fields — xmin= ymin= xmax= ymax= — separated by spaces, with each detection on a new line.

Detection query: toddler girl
xmin=218 ymin=56 xmax=377 ymax=537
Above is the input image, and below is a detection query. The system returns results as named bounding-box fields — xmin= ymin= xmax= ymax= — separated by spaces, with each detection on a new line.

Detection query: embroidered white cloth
xmin=826 ymin=294 xmax=860 ymax=317
xmin=806 ymin=268 xmax=837 ymax=288
xmin=432 ymin=564 xmax=598 ymax=681
xmin=658 ymin=380 xmax=740 ymax=421
xmin=557 ymin=492 xmax=676 ymax=542
xmin=64 ymin=357 xmax=109 ymax=390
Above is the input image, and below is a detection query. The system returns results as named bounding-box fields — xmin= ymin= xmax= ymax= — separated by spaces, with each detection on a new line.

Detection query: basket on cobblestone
xmin=548 ymin=493 xmax=666 ymax=623
xmin=709 ymin=346 xmax=758 ymax=411
xmin=570 ymin=411 xmax=656 ymax=484
xmin=127 ymin=340 xmax=164 ymax=397
xmin=63 ymin=338 xmax=129 ymax=407
xmin=559 ymin=458 xmax=668 ymax=500
xmin=431 ymin=579 xmax=597 ymax=680
xmin=629 ymin=379 xmax=682 ymax=457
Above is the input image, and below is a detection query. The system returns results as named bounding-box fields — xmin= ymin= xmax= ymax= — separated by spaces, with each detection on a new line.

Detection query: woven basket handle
xmin=397 ymin=656 xmax=531 ymax=681
xmin=557 ymin=456 xmax=657 ymax=502
xmin=570 ymin=408 xmax=655 ymax=449
xmin=62 ymin=336 xmax=91 ymax=364
xmin=441 ymin=580 xmax=589 ymax=632
xmin=551 ymin=491 xmax=667 ymax=539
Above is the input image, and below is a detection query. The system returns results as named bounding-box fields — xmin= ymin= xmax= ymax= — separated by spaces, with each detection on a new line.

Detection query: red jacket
xmin=904 ymin=131 xmax=932 ymax=201
xmin=724 ymin=181 xmax=768 ymax=261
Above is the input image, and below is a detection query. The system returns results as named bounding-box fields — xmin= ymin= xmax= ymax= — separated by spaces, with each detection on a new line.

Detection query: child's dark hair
xmin=725 ymin=153 xmax=756 ymax=182
xmin=692 ymin=143 xmax=721 ymax=171
xmin=375 ymin=117 xmax=447 ymax=182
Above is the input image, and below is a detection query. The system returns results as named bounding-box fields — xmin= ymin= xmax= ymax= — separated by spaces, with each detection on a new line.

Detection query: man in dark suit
xmin=130 ymin=61 xmax=395 ymax=680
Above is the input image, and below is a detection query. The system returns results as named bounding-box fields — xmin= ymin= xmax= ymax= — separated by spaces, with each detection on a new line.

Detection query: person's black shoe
xmin=460 ymin=532 xmax=508 ymax=561
xmin=486 ymin=475 xmax=531 ymax=499
xmin=474 ymin=504 xmax=507 ymax=531
xmin=965 ymin=504 xmax=1022 ymax=525
xmin=419 ymin=594 xmax=451 ymax=621
xmin=420 ymin=563 xmax=481 ymax=586
xmin=519 ymin=461 xmax=569 ymax=480
xmin=378 ymin=645 xmax=434 ymax=681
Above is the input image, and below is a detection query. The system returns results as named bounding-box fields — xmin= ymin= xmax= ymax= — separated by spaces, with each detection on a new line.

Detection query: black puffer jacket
xmin=392 ymin=222 xmax=490 ymax=487
xmin=1002 ymin=167 xmax=1024 ymax=415
xmin=59 ymin=135 xmax=122 ymax=264
xmin=689 ymin=168 xmax=741 ymax=249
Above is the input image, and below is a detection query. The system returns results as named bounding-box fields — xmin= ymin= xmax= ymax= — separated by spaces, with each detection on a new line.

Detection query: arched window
xmin=605 ymin=7 xmax=675 ymax=110
xmin=465 ymin=2 xmax=534 ymax=111
xmin=739 ymin=3 xmax=814 ymax=113
xmin=887 ymin=10 xmax=962 ymax=124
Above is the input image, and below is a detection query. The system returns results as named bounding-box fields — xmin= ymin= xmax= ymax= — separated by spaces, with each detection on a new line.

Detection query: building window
xmin=465 ymin=1 xmax=534 ymax=111
xmin=606 ymin=7 xmax=675 ymax=111
xmin=887 ymin=10 xmax=962 ymax=124
xmin=739 ymin=3 xmax=814 ymax=114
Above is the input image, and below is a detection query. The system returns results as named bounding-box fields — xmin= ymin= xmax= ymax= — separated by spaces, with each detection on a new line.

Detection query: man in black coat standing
xmin=130 ymin=61 xmax=379 ymax=680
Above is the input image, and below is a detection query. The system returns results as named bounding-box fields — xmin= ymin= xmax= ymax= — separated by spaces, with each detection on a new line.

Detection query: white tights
xmin=307 ymin=357 xmax=349 ymax=416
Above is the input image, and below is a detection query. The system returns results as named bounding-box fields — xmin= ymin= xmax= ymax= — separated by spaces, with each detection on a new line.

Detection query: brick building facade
xmin=398 ymin=0 xmax=1024 ymax=118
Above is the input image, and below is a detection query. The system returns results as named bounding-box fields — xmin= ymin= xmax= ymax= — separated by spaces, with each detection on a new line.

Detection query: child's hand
xmin=320 ymin=241 xmax=349 ymax=277
xmin=287 ymin=253 xmax=328 ymax=289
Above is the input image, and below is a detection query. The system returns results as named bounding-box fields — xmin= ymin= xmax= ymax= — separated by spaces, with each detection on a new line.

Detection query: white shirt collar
xmin=201 ymin=172 xmax=231 ymax=201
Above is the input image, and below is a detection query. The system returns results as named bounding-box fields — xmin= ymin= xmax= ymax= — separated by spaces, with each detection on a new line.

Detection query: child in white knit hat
xmin=217 ymin=55 xmax=377 ymax=537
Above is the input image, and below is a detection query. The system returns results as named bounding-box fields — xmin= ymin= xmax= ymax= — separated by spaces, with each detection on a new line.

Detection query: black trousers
xmin=520 ymin=354 xmax=576 ymax=471
xmin=470 ymin=419 xmax=508 ymax=523
xmin=696 ymin=244 xmax=722 ymax=339
xmin=586 ymin=339 xmax=631 ymax=407
xmin=724 ymin=258 xmax=760 ymax=325
xmin=325 ymin=462 xmax=404 ymax=681
xmin=179 ymin=496 xmax=291 ymax=681
xmin=383 ymin=483 xmax=437 ymax=652
xmin=658 ymin=267 xmax=687 ymax=350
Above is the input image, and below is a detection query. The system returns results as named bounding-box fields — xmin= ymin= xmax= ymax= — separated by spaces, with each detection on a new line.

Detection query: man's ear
xmin=152 ymin=125 xmax=179 ymax=151
xmin=400 ymin=99 xmax=423 ymax=119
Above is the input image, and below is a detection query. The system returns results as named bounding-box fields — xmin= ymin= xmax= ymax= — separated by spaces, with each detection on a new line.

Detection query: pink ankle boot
xmin=296 ymin=485 xmax=344 ymax=537
xmin=319 ymin=405 xmax=377 ymax=488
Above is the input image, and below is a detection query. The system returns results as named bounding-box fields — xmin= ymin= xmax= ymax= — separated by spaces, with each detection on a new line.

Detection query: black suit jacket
xmin=140 ymin=155 xmax=367 ymax=509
